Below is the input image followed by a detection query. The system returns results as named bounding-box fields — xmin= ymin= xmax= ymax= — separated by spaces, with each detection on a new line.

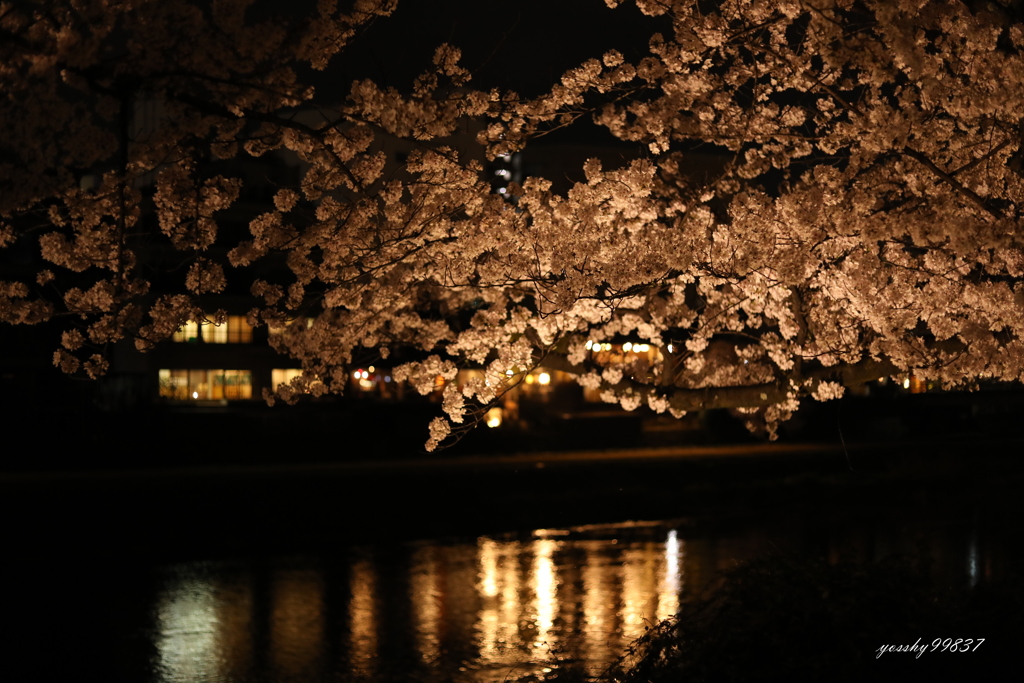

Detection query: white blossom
xmin=2 ymin=0 xmax=1023 ymax=447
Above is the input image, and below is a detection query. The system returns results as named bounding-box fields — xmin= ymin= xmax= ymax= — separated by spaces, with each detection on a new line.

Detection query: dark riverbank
xmin=5 ymin=436 xmax=1023 ymax=562
xmin=5 ymin=382 xmax=1024 ymax=473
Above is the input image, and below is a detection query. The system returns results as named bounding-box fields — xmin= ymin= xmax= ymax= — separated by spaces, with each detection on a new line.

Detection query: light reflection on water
xmin=150 ymin=521 xmax=689 ymax=682
xmin=148 ymin=514 xmax=986 ymax=683
xmin=349 ymin=556 xmax=377 ymax=678
xmin=155 ymin=571 xmax=221 ymax=682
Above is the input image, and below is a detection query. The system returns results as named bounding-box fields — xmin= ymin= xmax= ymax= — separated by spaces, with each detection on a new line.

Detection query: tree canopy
xmin=3 ymin=0 xmax=1024 ymax=448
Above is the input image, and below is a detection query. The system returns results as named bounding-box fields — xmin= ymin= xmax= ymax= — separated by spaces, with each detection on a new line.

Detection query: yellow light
xmin=903 ymin=378 xmax=910 ymax=389
xmin=636 ymin=344 xmax=649 ymax=353
xmin=623 ymin=342 xmax=633 ymax=352
xmin=506 ymin=369 xmax=514 ymax=376
xmin=485 ymin=407 xmax=503 ymax=428
xmin=585 ymin=340 xmax=593 ymax=350
xmin=525 ymin=375 xmax=535 ymax=385
xmin=531 ymin=539 xmax=556 ymax=648
xmin=368 ymin=365 xmax=375 ymax=373
xmin=192 ymin=391 xmax=199 ymax=399
xmin=538 ymin=372 xmax=551 ymax=385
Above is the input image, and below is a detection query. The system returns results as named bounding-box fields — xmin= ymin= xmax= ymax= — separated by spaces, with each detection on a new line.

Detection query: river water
xmin=5 ymin=444 xmax=1020 ymax=682
xmin=146 ymin=509 xmax=996 ymax=683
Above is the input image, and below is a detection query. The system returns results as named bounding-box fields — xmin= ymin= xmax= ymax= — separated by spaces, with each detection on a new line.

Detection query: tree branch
xmin=901 ymin=146 xmax=1002 ymax=219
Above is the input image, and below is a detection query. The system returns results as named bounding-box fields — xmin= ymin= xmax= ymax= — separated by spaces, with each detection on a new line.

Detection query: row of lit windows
xmin=159 ymin=369 xmax=253 ymax=400
xmin=172 ymin=316 xmax=253 ymax=344
xmin=158 ymin=368 xmax=320 ymax=401
xmin=162 ymin=359 xmax=631 ymax=403
xmin=161 ymin=364 xmax=592 ymax=403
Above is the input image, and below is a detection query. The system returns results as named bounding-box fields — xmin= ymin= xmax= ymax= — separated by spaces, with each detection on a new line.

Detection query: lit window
xmin=272 ymin=368 xmax=304 ymax=388
xmin=159 ymin=369 xmax=252 ymax=400
xmin=217 ymin=369 xmax=253 ymax=399
xmin=226 ymin=316 xmax=253 ymax=343
xmin=159 ymin=369 xmax=189 ymax=400
xmin=272 ymin=368 xmax=325 ymax=395
xmin=171 ymin=316 xmax=252 ymax=343
xmin=172 ymin=321 xmax=200 ymax=343
xmin=267 ymin=317 xmax=315 ymax=335
xmin=204 ymin=322 xmax=228 ymax=344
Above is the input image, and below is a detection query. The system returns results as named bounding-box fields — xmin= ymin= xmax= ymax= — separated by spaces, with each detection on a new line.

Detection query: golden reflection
xmin=143 ymin=516 xmax=989 ymax=682
xmin=476 ymin=538 xmax=523 ymax=663
xmin=622 ymin=543 xmax=659 ymax=637
xmin=269 ymin=569 xmax=324 ymax=681
xmin=659 ymin=530 xmax=683 ymax=620
xmin=151 ymin=525 xmax=695 ymax=683
xmin=479 ymin=538 xmax=499 ymax=600
xmin=531 ymin=538 xmax=559 ymax=650
xmin=580 ymin=542 xmax=618 ymax=669
xmin=349 ymin=556 xmax=378 ymax=676
xmin=410 ymin=545 xmax=441 ymax=665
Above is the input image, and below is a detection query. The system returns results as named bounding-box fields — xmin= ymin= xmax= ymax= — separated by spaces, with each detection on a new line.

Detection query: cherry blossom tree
xmin=2 ymin=0 xmax=1024 ymax=449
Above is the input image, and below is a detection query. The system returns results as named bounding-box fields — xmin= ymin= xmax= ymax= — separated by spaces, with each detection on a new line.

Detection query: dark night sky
xmin=332 ymin=0 xmax=665 ymax=96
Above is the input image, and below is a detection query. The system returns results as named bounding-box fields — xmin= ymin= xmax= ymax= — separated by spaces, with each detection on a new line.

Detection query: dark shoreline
xmin=5 ymin=436 xmax=1023 ymax=562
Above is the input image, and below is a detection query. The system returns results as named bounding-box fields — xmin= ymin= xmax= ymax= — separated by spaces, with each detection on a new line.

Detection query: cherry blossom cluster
xmin=2 ymin=0 xmax=1023 ymax=447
